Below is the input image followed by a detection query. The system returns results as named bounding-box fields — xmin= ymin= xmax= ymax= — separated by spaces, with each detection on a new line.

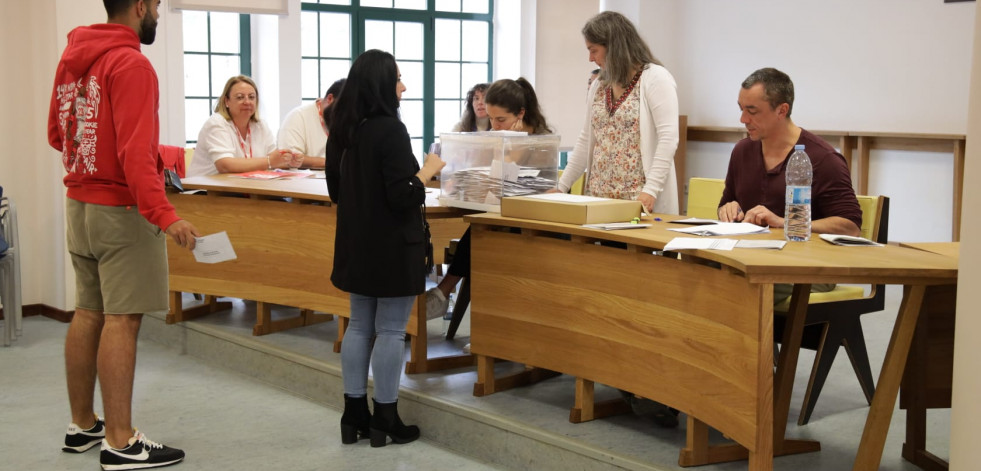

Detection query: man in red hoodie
xmin=48 ymin=1 xmax=197 ymax=469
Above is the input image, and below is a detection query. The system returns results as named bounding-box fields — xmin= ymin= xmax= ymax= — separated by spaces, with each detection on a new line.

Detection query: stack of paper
xmin=447 ymin=166 xmax=556 ymax=205
xmin=663 ymin=238 xmax=787 ymax=251
xmin=667 ymin=222 xmax=770 ymax=236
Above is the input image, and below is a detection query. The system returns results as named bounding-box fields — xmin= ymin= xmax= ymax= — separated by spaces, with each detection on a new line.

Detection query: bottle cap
xmin=794 ymin=144 xmax=805 ymax=150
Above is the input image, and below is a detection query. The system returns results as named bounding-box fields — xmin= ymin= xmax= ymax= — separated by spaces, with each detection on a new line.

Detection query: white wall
xmin=950 ymin=4 xmax=981 ymax=469
xmin=648 ymin=0 xmax=975 ymax=242
xmin=533 ymin=0 xmax=599 ymax=147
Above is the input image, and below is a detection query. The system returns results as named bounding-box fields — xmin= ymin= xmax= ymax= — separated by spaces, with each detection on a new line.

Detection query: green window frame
xmin=301 ymin=0 xmax=493 ymax=158
xmin=182 ymin=12 xmax=253 ymax=146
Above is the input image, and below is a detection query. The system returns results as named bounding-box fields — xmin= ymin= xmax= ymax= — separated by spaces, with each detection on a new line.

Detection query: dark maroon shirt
xmin=719 ymin=129 xmax=862 ymax=229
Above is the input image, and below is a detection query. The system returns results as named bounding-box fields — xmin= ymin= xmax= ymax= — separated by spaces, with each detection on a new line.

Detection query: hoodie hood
xmin=60 ymin=24 xmax=140 ymax=76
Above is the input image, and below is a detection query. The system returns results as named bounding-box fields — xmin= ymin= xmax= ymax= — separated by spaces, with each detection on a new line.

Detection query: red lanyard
xmin=235 ymin=124 xmax=253 ymax=158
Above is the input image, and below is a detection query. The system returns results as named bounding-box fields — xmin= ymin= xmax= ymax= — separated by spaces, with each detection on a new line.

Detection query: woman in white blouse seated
xmin=189 ymin=75 xmax=300 ymax=177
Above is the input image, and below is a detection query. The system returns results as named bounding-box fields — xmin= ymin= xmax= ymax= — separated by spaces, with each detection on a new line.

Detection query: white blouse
xmin=189 ymin=113 xmax=276 ymax=177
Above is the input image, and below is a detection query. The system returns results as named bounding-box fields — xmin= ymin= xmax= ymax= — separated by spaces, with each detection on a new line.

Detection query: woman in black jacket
xmin=326 ymin=49 xmax=445 ymax=448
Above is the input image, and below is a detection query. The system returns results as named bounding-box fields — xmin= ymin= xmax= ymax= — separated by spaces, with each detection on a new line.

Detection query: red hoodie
xmin=48 ymin=24 xmax=179 ymax=231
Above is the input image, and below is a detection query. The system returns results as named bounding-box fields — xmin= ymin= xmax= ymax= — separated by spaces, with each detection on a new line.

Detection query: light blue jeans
xmin=341 ymin=293 xmax=414 ymax=403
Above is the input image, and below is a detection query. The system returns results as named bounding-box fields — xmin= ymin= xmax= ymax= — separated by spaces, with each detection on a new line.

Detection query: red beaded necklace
xmin=605 ymin=69 xmax=644 ymax=116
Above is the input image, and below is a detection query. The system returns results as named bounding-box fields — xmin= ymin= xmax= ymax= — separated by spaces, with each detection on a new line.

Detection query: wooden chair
xmin=684 ymin=178 xmax=891 ymax=425
xmin=685 ymin=177 xmax=725 ymax=218
xmin=774 ymin=194 xmax=890 ymax=425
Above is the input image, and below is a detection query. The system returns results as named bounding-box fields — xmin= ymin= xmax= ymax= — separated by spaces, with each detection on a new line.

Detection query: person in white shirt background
xmin=277 ymin=78 xmax=346 ymax=169
xmin=188 ymin=75 xmax=300 ymax=177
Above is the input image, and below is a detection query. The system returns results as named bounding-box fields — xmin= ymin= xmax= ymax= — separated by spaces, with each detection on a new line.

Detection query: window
xmin=182 ymin=11 xmax=252 ymax=146
xmin=301 ymin=0 xmax=492 ymax=160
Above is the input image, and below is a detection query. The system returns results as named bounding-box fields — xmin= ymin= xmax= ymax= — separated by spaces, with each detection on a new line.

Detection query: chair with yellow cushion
xmin=774 ymin=194 xmax=889 ymax=425
xmin=684 ymin=178 xmax=890 ymax=425
xmin=685 ymin=177 xmax=725 ymax=218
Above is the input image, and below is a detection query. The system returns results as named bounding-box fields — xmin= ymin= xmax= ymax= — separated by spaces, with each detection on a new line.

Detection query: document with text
xmin=192 ymin=231 xmax=237 ymax=264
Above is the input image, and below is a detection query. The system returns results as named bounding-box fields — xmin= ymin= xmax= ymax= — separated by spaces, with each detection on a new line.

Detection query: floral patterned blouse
xmin=586 ymin=81 xmax=645 ymax=200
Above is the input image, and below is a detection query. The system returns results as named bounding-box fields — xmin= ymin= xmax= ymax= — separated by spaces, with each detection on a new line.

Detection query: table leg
xmin=853 ymin=285 xmax=927 ymax=470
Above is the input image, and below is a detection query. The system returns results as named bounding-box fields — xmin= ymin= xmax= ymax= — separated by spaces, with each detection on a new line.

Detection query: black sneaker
xmin=100 ymin=430 xmax=185 ymax=470
xmin=62 ymin=416 xmax=106 ymax=453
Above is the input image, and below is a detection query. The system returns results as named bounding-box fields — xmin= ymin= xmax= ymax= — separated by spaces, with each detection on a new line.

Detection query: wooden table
xmin=165 ymin=173 xmax=475 ymax=373
xmin=464 ymin=213 xmax=958 ymax=471
xmin=898 ymin=242 xmax=959 ymax=471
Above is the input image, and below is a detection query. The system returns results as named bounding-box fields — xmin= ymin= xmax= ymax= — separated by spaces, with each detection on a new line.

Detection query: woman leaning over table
xmin=555 ymin=11 xmax=680 ymax=215
xmin=188 ymin=75 xmax=300 ymax=177
xmin=326 ymin=49 xmax=445 ymax=448
xmin=554 ymin=11 xmax=681 ymax=428
xmin=425 ymin=77 xmax=553 ymax=339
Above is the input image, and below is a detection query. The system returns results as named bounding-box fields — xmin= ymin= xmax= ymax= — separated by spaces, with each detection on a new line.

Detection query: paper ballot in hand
xmin=192 ymin=231 xmax=237 ymax=264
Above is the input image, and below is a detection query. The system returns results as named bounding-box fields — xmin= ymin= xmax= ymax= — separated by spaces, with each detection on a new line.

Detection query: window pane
xmin=394 ymin=22 xmax=423 ymax=61
xmin=461 ymin=63 xmax=488 ymax=93
xmin=411 ymin=138 xmax=423 ymax=165
xmin=183 ymin=55 xmax=210 ymax=97
xmin=462 ymin=0 xmax=489 ymax=14
xmin=301 ymin=59 xmax=319 ymax=99
xmin=209 ymin=12 xmax=241 ymax=54
xmin=182 ymin=11 xmax=208 ymax=52
xmin=434 ymin=62 xmax=460 ymax=99
xmin=434 ymin=99 xmax=462 ymax=135
xmin=399 ymin=61 xmax=423 ymax=100
xmin=185 ymin=98 xmax=212 ymax=143
xmin=365 ymin=20 xmax=393 ymax=54
xmin=318 ymin=0 xmax=350 ymax=4
xmin=461 ymin=20 xmax=488 ymax=62
xmin=401 ymin=100 xmax=423 ymax=137
xmin=211 ymin=55 xmax=242 ymax=96
xmin=320 ymin=59 xmax=351 ymax=94
xmin=435 ymin=0 xmax=460 ymax=12
xmin=301 ymin=11 xmax=318 ymax=57
xmin=320 ymin=13 xmax=351 ymax=58
xmin=394 ymin=0 xmax=426 ymax=9
xmin=361 ymin=0 xmax=392 ymax=7
xmin=434 ymin=19 xmax=460 ymax=61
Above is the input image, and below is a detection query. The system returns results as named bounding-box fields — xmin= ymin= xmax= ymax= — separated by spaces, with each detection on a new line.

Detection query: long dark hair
xmin=329 ymin=50 xmax=400 ymax=149
xmin=582 ymin=11 xmax=660 ymax=88
xmin=484 ymin=78 xmax=553 ymax=135
xmin=459 ymin=82 xmax=489 ymax=132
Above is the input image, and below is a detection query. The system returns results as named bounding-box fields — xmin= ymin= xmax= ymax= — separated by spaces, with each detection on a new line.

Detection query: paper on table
xmin=663 ymin=237 xmax=737 ymax=251
xmin=192 ymin=231 xmax=237 ymax=264
xmin=582 ymin=222 xmax=652 ymax=230
xmin=819 ymin=234 xmax=884 ymax=246
xmin=668 ymin=222 xmax=770 ymax=236
xmin=669 ymin=217 xmax=720 ymax=225
xmin=735 ymin=240 xmax=786 ymax=250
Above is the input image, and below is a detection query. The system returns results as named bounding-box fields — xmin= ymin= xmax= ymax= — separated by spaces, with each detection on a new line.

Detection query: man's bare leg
xmin=98 ymin=314 xmax=143 ymax=448
xmin=65 ymin=308 xmax=104 ymax=429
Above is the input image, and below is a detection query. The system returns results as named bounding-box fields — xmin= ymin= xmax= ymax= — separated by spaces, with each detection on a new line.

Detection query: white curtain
xmin=169 ymin=0 xmax=289 ymax=15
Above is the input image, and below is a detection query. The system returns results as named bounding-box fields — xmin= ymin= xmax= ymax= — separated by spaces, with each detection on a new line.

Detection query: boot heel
xmin=341 ymin=424 xmax=359 ymax=444
xmin=370 ymin=428 xmax=388 ymax=448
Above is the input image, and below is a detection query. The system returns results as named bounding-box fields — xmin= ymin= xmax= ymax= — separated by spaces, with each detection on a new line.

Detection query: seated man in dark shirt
xmin=718 ymin=67 xmax=862 ymax=302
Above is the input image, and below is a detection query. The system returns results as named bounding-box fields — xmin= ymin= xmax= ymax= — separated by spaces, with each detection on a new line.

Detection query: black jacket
xmin=325 ymin=116 xmax=427 ymax=297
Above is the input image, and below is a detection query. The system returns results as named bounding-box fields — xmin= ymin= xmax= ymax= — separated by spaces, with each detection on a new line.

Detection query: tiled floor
xmin=1 ymin=285 xmax=949 ymax=470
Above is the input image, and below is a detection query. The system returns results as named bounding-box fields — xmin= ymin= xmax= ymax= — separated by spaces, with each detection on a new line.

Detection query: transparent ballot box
xmin=437 ymin=131 xmax=560 ymax=212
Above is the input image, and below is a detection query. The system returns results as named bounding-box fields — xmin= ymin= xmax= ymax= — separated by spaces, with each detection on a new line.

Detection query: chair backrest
xmin=686 ymin=177 xmax=725 ymax=219
xmin=0 ymin=197 xmax=16 ymax=256
xmin=856 ymin=195 xmax=889 ymax=244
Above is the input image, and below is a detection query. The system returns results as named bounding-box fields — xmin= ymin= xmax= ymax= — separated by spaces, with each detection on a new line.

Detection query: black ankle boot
xmin=370 ymin=399 xmax=420 ymax=447
xmin=340 ymin=394 xmax=371 ymax=444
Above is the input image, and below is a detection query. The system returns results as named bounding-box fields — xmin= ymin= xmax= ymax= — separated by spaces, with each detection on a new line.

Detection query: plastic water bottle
xmin=785 ymin=144 xmax=812 ymax=241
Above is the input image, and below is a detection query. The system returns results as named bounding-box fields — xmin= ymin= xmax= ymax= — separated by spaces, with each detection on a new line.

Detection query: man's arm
xmin=812 ymin=216 xmax=860 ymax=236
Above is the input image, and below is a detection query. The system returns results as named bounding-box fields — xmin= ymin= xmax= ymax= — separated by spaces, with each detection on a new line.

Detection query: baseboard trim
xmin=0 ymin=304 xmax=74 ymax=323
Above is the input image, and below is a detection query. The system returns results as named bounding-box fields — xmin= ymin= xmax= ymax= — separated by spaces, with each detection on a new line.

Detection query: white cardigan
xmin=558 ymin=64 xmax=680 ymax=214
